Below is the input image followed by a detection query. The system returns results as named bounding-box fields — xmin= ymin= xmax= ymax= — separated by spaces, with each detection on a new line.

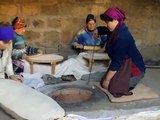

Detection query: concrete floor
xmin=67 ymin=68 xmax=160 ymax=119
xmin=0 ymin=68 xmax=160 ymax=119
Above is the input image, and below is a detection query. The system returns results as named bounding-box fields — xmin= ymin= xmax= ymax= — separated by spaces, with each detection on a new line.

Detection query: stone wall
xmin=0 ymin=0 xmax=160 ymax=60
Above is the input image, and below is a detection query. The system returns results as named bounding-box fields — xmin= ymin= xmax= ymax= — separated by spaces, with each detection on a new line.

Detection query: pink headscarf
xmin=104 ymin=7 xmax=126 ymax=22
xmin=102 ymin=7 xmax=126 ymax=45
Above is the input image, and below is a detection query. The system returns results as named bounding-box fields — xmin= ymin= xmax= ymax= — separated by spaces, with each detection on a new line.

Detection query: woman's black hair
xmin=100 ymin=13 xmax=113 ymax=22
xmin=86 ymin=14 xmax=96 ymax=23
xmin=11 ymin=16 xmax=19 ymax=26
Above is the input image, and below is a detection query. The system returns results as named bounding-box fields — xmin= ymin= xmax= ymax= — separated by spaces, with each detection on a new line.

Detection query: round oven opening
xmin=51 ymin=87 xmax=93 ymax=104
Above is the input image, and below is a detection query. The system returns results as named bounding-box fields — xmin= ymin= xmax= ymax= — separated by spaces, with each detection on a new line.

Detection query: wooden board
xmin=28 ymin=54 xmax=64 ymax=63
xmin=83 ymin=46 xmax=101 ymax=51
xmin=95 ymin=83 xmax=159 ymax=103
xmin=82 ymin=52 xmax=109 ymax=60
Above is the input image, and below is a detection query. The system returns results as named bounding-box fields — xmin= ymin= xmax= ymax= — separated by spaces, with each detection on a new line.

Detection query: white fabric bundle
xmin=24 ymin=53 xmax=108 ymax=80
xmin=21 ymin=72 xmax=45 ymax=89
xmin=0 ymin=79 xmax=65 ymax=120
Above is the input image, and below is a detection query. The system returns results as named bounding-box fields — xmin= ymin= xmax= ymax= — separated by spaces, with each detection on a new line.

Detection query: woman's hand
xmin=22 ymin=54 xmax=30 ymax=61
xmin=96 ymin=42 xmax=107 ymax=53
xmin=9 ymin=75 xmax=23 ymax=83
xmin=37 ymin=49 xmax=43 ymax=54
xmin=22 ymin=54 xmax=29 ymax=59
xmin=102 ymin=79 xmax=110 ymax=90
xmin=96 ymin=47 xmax=105 ymax=53
xmin=74 ymin=44 xmax=83 ymax=49
xmin=102 ymin=70 xmax=117 ymax=90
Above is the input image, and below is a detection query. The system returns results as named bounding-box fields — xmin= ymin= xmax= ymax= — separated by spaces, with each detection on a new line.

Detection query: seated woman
xmin=11 ymin=17 xmax=43 ymax=73
xmin=98 ymin=7 xmax=145 ymax=97
xmin=70 ymin=14 xmax=107 ymax=53
xmin=24 ymin=14 xmax=108 ymax=80
xmin=0 ymin=22 xmax=23 ymax=82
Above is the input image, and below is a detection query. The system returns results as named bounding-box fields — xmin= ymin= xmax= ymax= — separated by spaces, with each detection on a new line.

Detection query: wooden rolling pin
xmin=83 ymin=46 xmax=101 ymax=51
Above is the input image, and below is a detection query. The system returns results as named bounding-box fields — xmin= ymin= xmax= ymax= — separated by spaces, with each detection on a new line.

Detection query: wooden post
xmin=30 ymin=61 xmax=34 ymax=74
xmin=88 ymin=59 xmax=94 ymax=72
xmin=51 ymin=62 xmax=56 ymax=74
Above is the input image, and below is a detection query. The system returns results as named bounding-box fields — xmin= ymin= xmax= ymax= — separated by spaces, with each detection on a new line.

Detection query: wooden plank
xmin=83 ymin=46 xmax=101 ymax=51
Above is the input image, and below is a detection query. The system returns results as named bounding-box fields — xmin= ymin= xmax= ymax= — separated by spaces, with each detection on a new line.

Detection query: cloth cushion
xmin=95 ymin=83 xmax=159 ymax=103
xmin=0 ymin=79 xmax=65 ymax=120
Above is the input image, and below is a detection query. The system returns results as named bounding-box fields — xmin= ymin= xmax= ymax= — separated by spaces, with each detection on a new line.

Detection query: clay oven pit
xmin=51 ymin=87 xmax=93 ymax=104
xmin=41 ymin=84 xmax=105 ymax=110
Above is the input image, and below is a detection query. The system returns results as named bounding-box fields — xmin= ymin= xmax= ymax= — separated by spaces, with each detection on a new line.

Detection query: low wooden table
xmin=82 ymin=52 xmax=110 ymax=72
xmin=28 ymin=54 xmax=64 ymax=74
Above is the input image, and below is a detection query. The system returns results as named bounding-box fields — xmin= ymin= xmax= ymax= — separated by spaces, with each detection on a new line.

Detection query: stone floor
xmin=0 ymin=68 xmax=160 ymax=120
xmin=145 ymin=59 xmax=160 ymax=66
xmin=66 ymin=68 xmax=160 ymax=119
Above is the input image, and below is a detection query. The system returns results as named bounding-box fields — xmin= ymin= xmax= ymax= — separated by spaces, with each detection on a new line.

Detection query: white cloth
xmin=0 ymin=48 xmax=14 ymax=78
xmin=54 ymin=54 xmax=89 ymax=79
xmin=21 ymin=73 xmax=45 ymax=89
xmin=24 ymin=53 xmax=108 ymax=79
xmin=24 ymin=56 xmax=88 ymax=79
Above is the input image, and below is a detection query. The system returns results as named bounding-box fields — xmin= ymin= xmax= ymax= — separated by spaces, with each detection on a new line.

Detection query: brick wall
xmin=0 ymin=0 xmax=160 ymax=60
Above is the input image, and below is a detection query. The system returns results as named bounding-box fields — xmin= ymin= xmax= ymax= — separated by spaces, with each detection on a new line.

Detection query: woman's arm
xmin=6 ymin=48 xmax=23 ymax=82
xmin=97 ymin=26 xmax=110 ymax=35
xmin=102 ymin=70 xmax=117 ymax=89
xmin=6 ymin=46 xmax=14 ymax=77
xmin=70 ymin=30 xmax=84 ymax=49
xmin=102 ymin=33 xmax=131 ymax=89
